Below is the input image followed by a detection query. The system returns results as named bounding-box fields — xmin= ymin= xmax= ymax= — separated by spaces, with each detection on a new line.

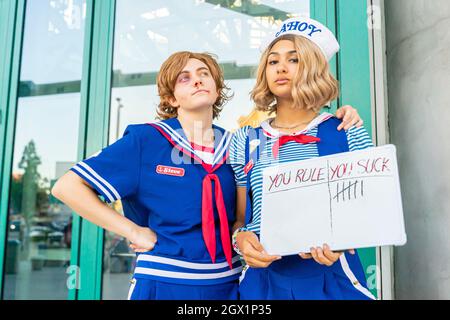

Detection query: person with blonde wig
xmin=231 ymin=18 xmax=376 ymax=300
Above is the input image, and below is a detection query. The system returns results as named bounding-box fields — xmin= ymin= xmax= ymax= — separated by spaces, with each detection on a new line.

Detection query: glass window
xmin=102 ymin=0 xmax=310 ymax=300
xmin=3 ymin=0 xmax=86 ymax=300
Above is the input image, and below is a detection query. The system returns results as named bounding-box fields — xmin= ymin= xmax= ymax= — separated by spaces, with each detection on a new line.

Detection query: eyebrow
xmin=177 ymin=67 xmax=210 ymax=77
xmin=268 ymin=50 xmax=297 ymax=57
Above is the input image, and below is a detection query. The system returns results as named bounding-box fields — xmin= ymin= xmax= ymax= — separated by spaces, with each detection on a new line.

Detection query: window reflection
xmin=102 ymin=0 xmax=309 ymax=300
xmin=3 ymin=0 xmax=85 ymax=300
xmin=4 ymin=94 xmax=81 ymax=300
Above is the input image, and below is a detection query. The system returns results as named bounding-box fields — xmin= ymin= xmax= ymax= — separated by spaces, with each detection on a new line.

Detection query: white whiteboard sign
xmin=260 ymin=145 xmax=407 ymax=256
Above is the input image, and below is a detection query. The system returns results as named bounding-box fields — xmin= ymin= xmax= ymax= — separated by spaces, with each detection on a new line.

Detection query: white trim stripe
xmin=213 ymin=131 xmax=232 ymax=165
xmin=212 ymin=138 xmax=232 ymax=165
xmin=349 ymin=142 xmax=373 ymax=150
xmin=238 ymin=265 xmax=249 ymax=283
xmin=137 ymin=255 xmax=241 ymax=270
xmin=339 ymin=255 xmax=377 ymax=300
xmin=77 ymin=162 xmax=121 ymax=200
xmin=154 ymin=121 xmax=231 ymax=166
xmin=134 ymin=266 xmax=243 ymax=280
xmin=154 ymin=121 xmax=194 ymax=153
xmin=127 ymin=278 xmax=137 ymax=300
xmin=71 ymin=165 xmax=116 ymax=202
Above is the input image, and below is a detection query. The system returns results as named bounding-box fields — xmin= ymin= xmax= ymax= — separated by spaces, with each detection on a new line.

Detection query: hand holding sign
xmin=236 ymin=231 xmax=281 ymax=268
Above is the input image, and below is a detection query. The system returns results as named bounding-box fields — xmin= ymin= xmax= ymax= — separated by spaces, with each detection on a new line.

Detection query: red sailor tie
xmin=272 ymin=134 xmax=321 ymax=159
xmin=202 ymin=173 xmax=233 ymax=270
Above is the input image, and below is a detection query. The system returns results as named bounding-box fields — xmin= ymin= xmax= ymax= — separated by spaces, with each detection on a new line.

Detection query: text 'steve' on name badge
xmin=156 ymin=165 xmax=185 ymax=177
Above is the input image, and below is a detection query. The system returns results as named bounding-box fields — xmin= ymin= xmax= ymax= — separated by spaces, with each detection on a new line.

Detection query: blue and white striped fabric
xmin=229 ymin=113 xmax=374 ymax=234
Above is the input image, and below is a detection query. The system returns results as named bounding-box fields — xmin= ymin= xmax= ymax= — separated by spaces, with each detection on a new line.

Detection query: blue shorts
xmin=239 ymin=252 xmax=376 ymax=300
xmin=128 ymin=278 xmax=239 ymax=300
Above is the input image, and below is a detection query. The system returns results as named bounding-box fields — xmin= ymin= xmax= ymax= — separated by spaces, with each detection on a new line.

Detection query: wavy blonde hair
xmin=251 ymin=34 xmax=339 ymax=114
xmin=156 ymin=51 xmax=232 ymax=120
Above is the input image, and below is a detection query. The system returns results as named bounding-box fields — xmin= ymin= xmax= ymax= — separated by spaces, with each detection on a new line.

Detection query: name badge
xmin=156 ymin=165 xmax=185 ymax=177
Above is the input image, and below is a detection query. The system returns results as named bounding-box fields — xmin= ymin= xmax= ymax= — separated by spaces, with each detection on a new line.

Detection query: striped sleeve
xmin=345 ymin=126 xmax=374 ymax=151
xmin=70 ymin=125 xmax=141 ymax=203
xmin=229 ymin=126 xmax=251 ymax=187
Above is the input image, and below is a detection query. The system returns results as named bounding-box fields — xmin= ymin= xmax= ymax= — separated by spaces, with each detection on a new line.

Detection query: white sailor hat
xmin=260 ymin=17 xmax=340 ymax=61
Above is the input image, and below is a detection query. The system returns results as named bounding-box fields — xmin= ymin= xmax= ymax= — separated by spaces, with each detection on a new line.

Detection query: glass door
xmin=1 ymin=0 xmax=86 ymax=300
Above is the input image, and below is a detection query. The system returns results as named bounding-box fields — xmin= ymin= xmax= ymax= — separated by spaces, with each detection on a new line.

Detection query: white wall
xmin=385 ymin=0 xmax=450 ymax=299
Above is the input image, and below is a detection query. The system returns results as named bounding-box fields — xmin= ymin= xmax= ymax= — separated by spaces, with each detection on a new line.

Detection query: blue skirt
xmin=239 ymin=252 xmax=376 ymax=300
xmin=128 ymin=278 xmax=239 ymax=300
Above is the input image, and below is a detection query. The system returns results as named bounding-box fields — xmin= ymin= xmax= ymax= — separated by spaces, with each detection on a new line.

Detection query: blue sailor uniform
xmin=71 ymin=118 xmax=242 ymax=300
xmin=230 ymin=113 xmax=376 ymax=300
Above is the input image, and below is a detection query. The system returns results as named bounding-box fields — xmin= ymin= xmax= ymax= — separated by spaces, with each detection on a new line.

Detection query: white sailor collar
xmin=150 ymin=117 xmax=232 ymax=170
xmin=260 ymin=112 xmax=334 ymax=138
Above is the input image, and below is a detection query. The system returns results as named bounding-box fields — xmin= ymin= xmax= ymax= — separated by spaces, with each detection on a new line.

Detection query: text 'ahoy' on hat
xmin=260 ymin=17 xmax=340 ymax=61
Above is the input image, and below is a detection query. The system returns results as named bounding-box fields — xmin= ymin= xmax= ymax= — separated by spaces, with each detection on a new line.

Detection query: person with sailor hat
xmin=231 ymin=17 xmax=376 ymax=300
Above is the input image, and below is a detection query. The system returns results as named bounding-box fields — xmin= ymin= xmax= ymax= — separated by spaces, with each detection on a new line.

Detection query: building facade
xmin=0 ymin=0 xmax=392 ymax=300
